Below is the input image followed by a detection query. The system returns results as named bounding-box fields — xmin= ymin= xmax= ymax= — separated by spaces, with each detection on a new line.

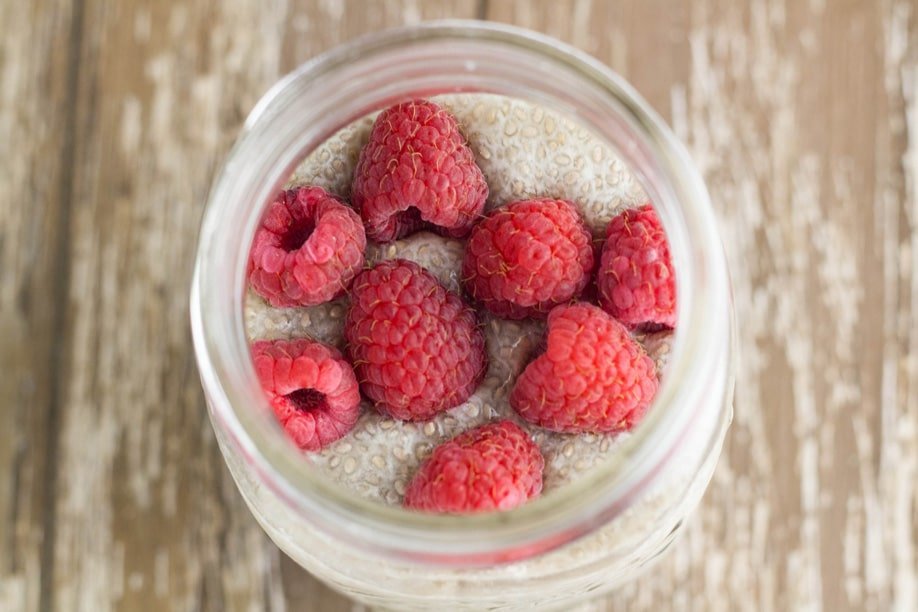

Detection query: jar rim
xmin=190 ymin=20 xmax=732 ymax=565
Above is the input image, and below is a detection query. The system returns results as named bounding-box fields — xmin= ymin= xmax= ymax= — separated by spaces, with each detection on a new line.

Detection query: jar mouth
xmin=190 ymin=20 xmax=731 ymax=565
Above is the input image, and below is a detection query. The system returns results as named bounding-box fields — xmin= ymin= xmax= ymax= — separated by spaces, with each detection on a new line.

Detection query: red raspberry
xmin=248 ymin=186 xmax=366 ymax=307
xmin=404 ymin=420 xmax=544 ymax=514
xmin=252 ymin=338 xmax=361 ymax=451
xmin=510 ymin=303 xmax=658 ymax=434
xmin=462 ymin=198 xmax=594 ymax=319
xmin=597 ymin=204 xmax=676 ymax=330
xmin=352 ymin=100 xmax=488 ymax=243
xmin=345 ymin=259 xmax=487 ymax=421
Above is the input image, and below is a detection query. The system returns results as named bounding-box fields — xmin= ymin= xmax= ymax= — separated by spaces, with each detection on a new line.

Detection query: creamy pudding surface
xmin=244 ymin=93 xmax=673 ymax=504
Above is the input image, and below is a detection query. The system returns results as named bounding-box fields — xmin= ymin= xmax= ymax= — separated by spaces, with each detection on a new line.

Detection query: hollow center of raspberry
xmin=284 ymin=388 xmax=326 ymax=413
xmin=279 ymin=219 xmax=315 ymax=251
xmin=635 ymin=321 xmax=671 ymax=334
xmin=396 ymin=206 xmax=427 ymax=232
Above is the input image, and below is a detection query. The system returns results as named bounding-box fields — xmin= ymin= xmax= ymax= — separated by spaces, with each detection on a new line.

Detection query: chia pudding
xmin=244 ymin=93 xmax=672 ymax=503
xmin=228 ymin=93 xmax=728 ymax=610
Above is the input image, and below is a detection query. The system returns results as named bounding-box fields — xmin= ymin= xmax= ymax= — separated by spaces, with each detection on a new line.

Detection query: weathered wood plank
xmin=488 ymin=1 xmax=918 ymax=610
xmin=0 ymin=1 xmax=79 ymax=611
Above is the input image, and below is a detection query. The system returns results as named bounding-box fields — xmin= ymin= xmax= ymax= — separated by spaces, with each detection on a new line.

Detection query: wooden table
xmin=2 ymin=1 xmax=916 ymax=610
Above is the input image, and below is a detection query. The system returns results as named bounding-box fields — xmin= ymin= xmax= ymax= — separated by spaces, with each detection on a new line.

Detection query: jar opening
xmin=191 ymin=20 xmax=732 ymax=566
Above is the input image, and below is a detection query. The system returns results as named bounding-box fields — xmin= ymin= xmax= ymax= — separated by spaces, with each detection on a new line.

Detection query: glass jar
xmin=190 ymin=21 xmax=734 ymax=611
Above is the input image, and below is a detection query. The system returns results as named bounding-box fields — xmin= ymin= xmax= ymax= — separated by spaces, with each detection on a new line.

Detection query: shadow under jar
xmin=190 ymin=21 xmax=735 ymax=611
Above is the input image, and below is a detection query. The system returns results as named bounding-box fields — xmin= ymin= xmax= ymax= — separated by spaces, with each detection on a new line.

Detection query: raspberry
xmin=252 ymin=338 xmax=361 ymax=451
xmin=352 ymin=100 xmax=488 ymax=242
xmin=404 ymin=420 xmax=544 ymax=514
xmin=510 ymin=303 xmax=658 ymax=434
xmin=597 ymin=204 xmax=676 ymax=330
xmin=248 ymin=186 xmax=366 ymax=307
xmin=345 ymin=259 xmax=487 ymax=421
xmin=462 ymin=198 xmax=594 ymax=319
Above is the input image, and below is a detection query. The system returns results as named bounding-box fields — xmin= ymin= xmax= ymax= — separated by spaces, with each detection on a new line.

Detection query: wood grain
xmin=0 ymin=0 xmax=916 ymax=610
xmin=0 ymin=1 xmax=80 ymax=611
